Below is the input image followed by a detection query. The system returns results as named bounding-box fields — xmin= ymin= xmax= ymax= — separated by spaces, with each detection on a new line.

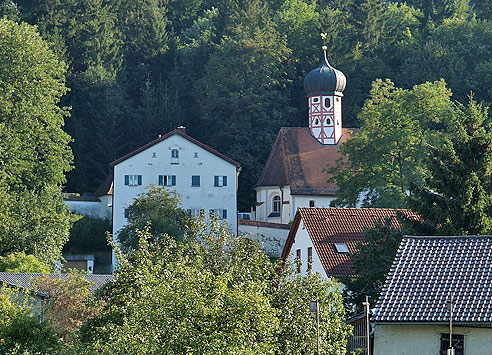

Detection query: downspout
xmin=280 ymin=185 xmax=284 ymax=224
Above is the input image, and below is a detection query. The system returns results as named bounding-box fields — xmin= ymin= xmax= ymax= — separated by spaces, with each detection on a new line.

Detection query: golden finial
xmin=320 ymin=33 xmax=327 ymax=51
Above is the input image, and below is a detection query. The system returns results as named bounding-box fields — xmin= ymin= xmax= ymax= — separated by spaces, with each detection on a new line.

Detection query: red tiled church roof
xmin=109 ymin=129 xmax=241 ymax=169
xmin=255 ymin=127 xmax=353 ymax=195
xmin=281 ymin=207 xmax=419 ymax=278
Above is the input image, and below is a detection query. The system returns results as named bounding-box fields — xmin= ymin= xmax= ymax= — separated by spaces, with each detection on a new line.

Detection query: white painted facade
xmin=374 ymin=323 xmax=492 ymax=355
xmin=255 ymin=185 xmax=336 ymax=224
xmin=238 ymin=221 xmax=290 ymax=258
xmin=112 ymin=134 xmax=239 ymax=250
xmin=287 ymin=220 xmax=327 ymax=278
xmin=65 ymin=196 xmax=112 ymax=220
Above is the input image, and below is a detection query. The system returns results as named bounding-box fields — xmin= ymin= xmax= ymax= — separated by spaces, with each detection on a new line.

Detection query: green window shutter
xmin=124 ymin=175 xmax=129 ymax=185
xmin=223 ymin=176 xmax=227 ymax=186
xmin=158 ymin=175 xmax=163 ymax=185
xmin=137 ymin=175 xmax=142 ymax=185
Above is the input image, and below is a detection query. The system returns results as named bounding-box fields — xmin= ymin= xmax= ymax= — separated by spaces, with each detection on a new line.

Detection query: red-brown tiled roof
xmin=255 ymin=127 xmax=353 ymax=195
xmin=109 ymin=129 xmax=241 ymax=169
xmin=93 ymin=172 xmax=113 ymax=197
xmin=281 ymin=207 xmax=419 ymax=278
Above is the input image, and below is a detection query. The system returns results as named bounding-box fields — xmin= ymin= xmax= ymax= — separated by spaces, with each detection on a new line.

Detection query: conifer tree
xmin=406 ymin=98 xmax=492 ymax=235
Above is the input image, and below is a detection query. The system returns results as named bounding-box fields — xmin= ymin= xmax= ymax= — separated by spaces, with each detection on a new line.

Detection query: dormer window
xmin=171 ymin=149 xmax=179 ymax=164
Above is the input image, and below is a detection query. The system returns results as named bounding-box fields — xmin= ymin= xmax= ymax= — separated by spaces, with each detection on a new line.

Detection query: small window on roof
xmin=334 ymin=243 xmax=349 ymax=253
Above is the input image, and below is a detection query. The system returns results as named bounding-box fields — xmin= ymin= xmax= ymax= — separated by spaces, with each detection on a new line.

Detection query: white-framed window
xmin=188 ymin=208 xmax=204 ymax=217
xmin=296 ymin=249 xmax=301 ymax=273
xmin=124 ymin=175 xmax=142 ymax=186
xmin=171 ymin=149 xmax=179 ymax=164
xmin=307 ymin=247 xmax=313 ymax=271
xmin=272 ymin=195 xmax=281 ymax=213
xmin=158 ymin=175 xmax=176 ymax=186
xmin=209 ymin=209 xmax=227 ymax=219
xmin=191 ymin=175 xmax=200 ymax=187
xmin=214 ymin=176 xmax=228 ymax=187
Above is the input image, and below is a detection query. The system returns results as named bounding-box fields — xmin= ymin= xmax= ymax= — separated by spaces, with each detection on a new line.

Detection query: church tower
xmin=303 ymin=40 xmax=346 ymax=145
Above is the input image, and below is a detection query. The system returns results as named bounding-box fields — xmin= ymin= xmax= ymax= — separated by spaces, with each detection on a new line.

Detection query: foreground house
xmin=374 ymin=236 xmax=492 ymax=354
xmin=255 ymin=48 xmax=354 ymax=223
xmin=281 ymin=207 xmax=417 ymax=281
xmin=0 ymin=272 xmax=113 ymax=308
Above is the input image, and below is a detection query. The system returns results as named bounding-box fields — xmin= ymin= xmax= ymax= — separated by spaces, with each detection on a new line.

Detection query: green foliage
xmin=64 ymin=216 xmax=112 ymax=254
xmin=330 ymin=79 xmax=453 ymax=208
xmin=341 ymin=217 xmax=404 ymax=314
xmin=0 ymin=285 xmax=62 ymax=354
xmin=0 ymin=252 xmax=50 ymax=273
xmin=117 ymin=185 xmax=189 ymax=253
xmin=406 ymin=98 xmax=492 ymax=235
xmin=15 ymin=0 xmax=492 ymax=210
xmin=274 ymin=267 xmax=351 ymax=354
xmin=0 ymin=18 xmax=75 ymax=265
xmin=80 ymin=220 xmax=351 ymax=353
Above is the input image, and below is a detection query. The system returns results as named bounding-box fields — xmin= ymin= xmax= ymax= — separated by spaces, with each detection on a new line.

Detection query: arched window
xmin=272 ymin=195 xmax=281 ymax=213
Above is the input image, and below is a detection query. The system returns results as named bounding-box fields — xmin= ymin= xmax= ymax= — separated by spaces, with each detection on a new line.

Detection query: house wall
xmin=288 ymin=220 xmax=327 ymax=278
xmin=374 ymin=324 xmax=492 ymax=355
xmin=112 ymin=134 xmax=238 ymax=252
xmin=238 ymin=221 xmax=290 ymax=258
xmin=65 ymin=199 xmax=111 ymax=219
xmin=290 ymin=195 xmax=336 ymax=216
xmin=255 ymin=188 xmax=336 ymax=224
xmin=255 ymin=186 xmax=292 ymax=223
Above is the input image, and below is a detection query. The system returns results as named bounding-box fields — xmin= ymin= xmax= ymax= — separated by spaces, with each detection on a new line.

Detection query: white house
xmin=255 ymin=47 xmax=355 ymax=224
xmin=281 ymin=207 xmax=417 ymax=281
xmin=110 ymin=127 xmax=241 ymax=263
xmin=373 ymin=235 xmax=492 ymax=355
xmin=63 ymin=173 xmax=113 ymax=220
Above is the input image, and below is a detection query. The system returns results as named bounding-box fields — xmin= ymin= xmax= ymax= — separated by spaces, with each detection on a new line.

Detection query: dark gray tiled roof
xmin=374 ymin=236 xmax=492 ymax=324
xmin=0 ymin=272 xmax=113 ymax=296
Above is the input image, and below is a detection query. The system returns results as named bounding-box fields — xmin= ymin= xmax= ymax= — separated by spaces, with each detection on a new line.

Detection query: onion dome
xmin=304 ymin=48 xmax=346 ymax=96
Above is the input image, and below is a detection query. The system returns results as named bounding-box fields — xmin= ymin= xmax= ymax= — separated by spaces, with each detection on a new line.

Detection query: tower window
xmin=171 ymin=149 xmax=179 ymax=164
xmin=313 ymin=97 xmax=319 ymax=103
xmin=315 ymin=118 xmax=319 ymax=125
xmin=272 ymin=195 xmax=281 ymax=213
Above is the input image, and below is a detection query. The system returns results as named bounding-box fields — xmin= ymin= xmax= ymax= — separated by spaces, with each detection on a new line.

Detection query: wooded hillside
xmin=5 ymin=0 xmax=492 ymax=209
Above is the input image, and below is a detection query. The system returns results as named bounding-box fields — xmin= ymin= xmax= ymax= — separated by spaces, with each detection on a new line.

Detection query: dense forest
xmin=3 ymin=0 xmax=492 ymax=209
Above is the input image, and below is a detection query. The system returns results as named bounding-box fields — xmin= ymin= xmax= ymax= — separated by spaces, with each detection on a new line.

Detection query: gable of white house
xmin=288 ymin=220 xmax=327 ymax=279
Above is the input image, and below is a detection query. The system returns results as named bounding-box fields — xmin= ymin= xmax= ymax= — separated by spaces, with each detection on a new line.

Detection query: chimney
xmin=177 ymin=126 xmax=186 ymax=134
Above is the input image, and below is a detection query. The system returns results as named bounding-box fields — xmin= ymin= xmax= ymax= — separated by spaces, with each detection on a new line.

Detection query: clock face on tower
xmin=309 ymin=95 xmax=336 ymax=144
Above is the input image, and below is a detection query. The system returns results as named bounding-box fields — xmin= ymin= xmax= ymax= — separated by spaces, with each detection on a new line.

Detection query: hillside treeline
xmin=4 ymin=0 xmax=492 ymax=208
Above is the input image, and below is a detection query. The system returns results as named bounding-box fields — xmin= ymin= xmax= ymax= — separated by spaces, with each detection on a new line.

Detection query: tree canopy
xmin=80 ymin=222 xmax=351 ymax=354
xmin=0 ymin=18 xmax=75 ymax=265
xmin=330 ymin=79 xmax=453 ymax=208
xmin=405 ymin=98 xmax=492 ymax=235
xmin=116 ymin=185 xmax=189 ymax=253
xmin=9 ymin=0 xmax=492 ymax=209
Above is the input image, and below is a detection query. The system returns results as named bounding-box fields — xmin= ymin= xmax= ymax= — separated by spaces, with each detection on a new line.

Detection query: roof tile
xmin=375 ymin=236 xmax=492 ymax=324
